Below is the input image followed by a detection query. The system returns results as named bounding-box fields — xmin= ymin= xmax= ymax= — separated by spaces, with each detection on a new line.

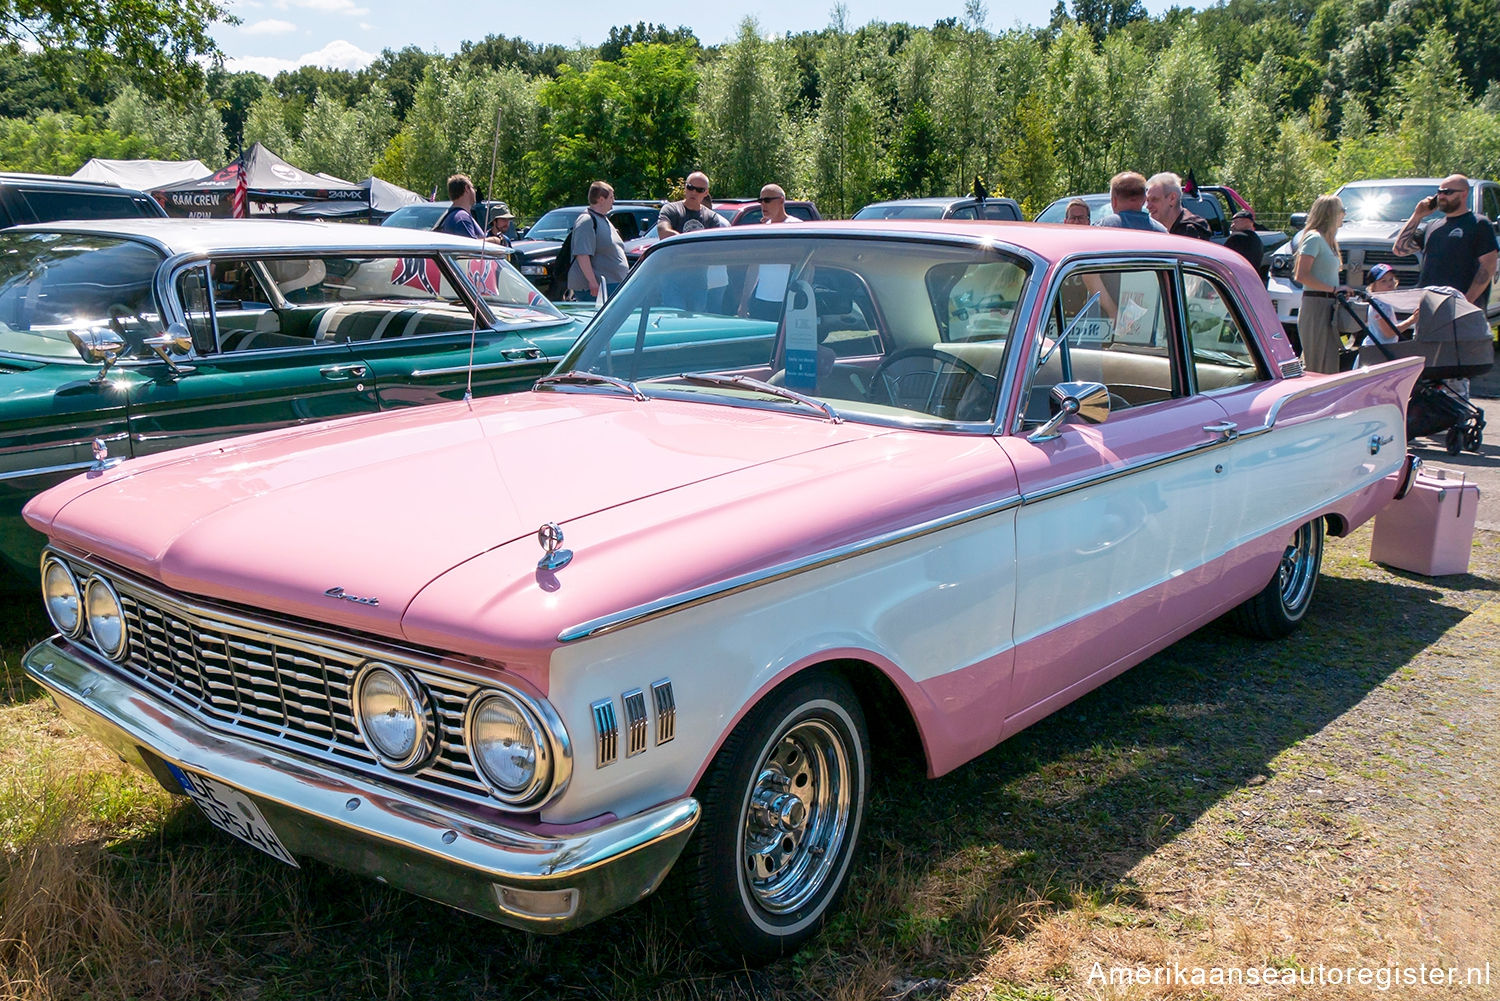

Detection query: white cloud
xmin=273 ymin=0 xmax=370 ymax=14
xmin=243 ymin=18 xmax=297 ymax=34
xmin=359 ymin=21 xmax=372 ymax=29
xmin=226 ymin=38 xmax=376 ymax=75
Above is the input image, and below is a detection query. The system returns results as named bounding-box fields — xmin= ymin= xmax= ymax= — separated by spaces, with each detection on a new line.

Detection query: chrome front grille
xmin=87 ymin=574 xmax=496 ymax=805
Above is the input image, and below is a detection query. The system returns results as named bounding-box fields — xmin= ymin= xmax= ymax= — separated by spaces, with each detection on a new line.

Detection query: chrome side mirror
xmin=142 ymin=322 xmax=196 ymax=378
xmin=1027 ymin=381 xmax=1110 ymax=442
xmin=68 ymin=326 xmax=127 ymax=384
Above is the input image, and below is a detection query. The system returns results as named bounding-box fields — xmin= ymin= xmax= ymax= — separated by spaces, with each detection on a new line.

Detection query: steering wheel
xmin=868 ymin=348 xmax=989 ymax=420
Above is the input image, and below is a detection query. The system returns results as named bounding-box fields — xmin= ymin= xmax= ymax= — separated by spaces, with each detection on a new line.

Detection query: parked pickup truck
xmin=1266 ymin=177 xmax=1500 ymax=338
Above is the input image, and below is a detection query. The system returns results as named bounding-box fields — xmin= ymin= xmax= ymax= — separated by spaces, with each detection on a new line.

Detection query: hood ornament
xmin=325 ymin=586 xmax=379 ymax=607
xmin=537 ymin=522 xmax=573 ymax=571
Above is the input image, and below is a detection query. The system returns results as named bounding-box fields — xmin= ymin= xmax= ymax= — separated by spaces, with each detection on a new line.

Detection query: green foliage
xmin=811 ymin=5 xmax=879 ymax=217
xmin=0 ymin=111 xmax=150 ymax=173
xmin=1394 ymin=30 xmax=1468 ymax=175
xmin=0 ymin=0 xmax=232 ymax=101
xmin=598 ymin=22 xmax=700 ymax=63
xmin=529 ymin=42 xmax=698 ymax=206
xmin=104 ymin=85 xmax=226 ymax=163
xmin=698 ymin=18 xmax=796 ymax=198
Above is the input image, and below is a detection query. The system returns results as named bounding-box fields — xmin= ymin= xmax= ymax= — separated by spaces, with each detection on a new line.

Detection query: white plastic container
xmin=1370 ymin=466 xmax=1480 ymax=576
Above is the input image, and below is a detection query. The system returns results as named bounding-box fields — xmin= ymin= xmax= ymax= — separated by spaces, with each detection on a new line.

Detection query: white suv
xmin=1266 ymin=177 xmax=1500 ymax=336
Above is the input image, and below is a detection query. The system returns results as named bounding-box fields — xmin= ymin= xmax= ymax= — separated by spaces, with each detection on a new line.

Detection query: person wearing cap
xmin=1362 ymin=262 xmax=1416 ymax=343
xmin=1224 ymin=210 xmax=1266 ymax=279
xmin=487 ymin=206 xmax=516 ymax=246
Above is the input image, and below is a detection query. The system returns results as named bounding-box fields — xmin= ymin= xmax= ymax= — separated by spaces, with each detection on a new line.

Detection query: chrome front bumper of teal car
xmin=23 ymin=636 xmax=700 ymax=933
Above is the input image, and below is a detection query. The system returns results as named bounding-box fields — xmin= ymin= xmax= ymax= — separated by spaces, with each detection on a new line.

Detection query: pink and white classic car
xmin=24 ymin=222 xmax=1423 ymax=962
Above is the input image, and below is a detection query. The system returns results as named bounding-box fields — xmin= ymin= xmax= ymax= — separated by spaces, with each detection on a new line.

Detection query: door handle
xmin=1202 ymin=421 xmax=1238 ymax=441
xmin=320 ymin=364 xmax=368 ymax=381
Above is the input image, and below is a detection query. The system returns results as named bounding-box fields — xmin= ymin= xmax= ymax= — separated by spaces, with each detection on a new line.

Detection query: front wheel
xmin=1230 ymin=518 xmax=1325 ymax=639
xmin=675 ymin=672 xmax=869 ymax=965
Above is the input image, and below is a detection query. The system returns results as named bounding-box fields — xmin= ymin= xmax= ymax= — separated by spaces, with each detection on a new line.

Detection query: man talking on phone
xmin=1393 ymin=174 xmax=1498 ymax=310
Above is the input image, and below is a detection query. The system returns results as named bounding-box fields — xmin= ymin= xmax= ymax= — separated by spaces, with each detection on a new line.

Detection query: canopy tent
xmin=153 ymin=143 xmax=365 ymax=218
xmin=287 ymin=176 xmax=427 ymax=222
xmin=72 ymin=158 xmax=210 ymax=190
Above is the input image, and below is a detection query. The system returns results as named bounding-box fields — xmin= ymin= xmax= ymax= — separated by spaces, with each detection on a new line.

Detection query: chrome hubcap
xmin=741 ymin=718 xmax=851 ymax=914
xmin=1278 ymin=522 xmax=1320 ymax=612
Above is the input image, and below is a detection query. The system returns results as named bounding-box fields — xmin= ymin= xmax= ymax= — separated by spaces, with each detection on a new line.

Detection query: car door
xmin=343 ymin=253 xmax=577 ymax=407
xmin=124 ymin=259 xmax=382 ymax=457
xmin=998 ymin=261 xmax=1239 ymax=724
xmin=1179 ymin=264 xmax=1410 ymax=546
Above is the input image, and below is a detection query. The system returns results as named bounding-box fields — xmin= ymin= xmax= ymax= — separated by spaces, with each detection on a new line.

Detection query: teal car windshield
xmin=0 ymin=232 xmax=163 ymax=360
xmin=453 ymin=253 xmax=566 ymax=322
xmin=556 ymin=235 xmax=1029 ymax=425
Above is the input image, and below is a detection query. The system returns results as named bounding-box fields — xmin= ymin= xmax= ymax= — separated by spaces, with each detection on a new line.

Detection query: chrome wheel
xmin=676 ymin=672 xmax=868 ymax=963
xmin=1277 ymin=521 xmax=1322 ymax=615
xmin=740 ymin=718 xmax=852 ymax=915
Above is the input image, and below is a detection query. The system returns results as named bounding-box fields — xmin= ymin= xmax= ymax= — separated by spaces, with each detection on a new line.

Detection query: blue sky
xmin=216 ymin=0 xmax=1174 ymax=76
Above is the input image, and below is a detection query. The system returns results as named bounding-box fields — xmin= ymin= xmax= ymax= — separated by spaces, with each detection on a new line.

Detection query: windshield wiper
xmin=534 ymin=370 xmax=647 ymax=401
xmin=661 ymin=372 xmax=842 ymax=423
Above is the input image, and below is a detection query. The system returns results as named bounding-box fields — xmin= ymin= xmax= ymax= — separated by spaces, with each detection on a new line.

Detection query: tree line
xmin=1 ymin=0 xmax=1498 ymax=222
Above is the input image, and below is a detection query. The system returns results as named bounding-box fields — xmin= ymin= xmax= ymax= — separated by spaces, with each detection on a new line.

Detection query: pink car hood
xmin=27 ymin=393 xmax=898 ymax=638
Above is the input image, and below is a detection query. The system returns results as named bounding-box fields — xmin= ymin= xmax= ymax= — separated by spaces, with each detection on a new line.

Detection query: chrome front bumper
xmin=23 ymin=636 xmax=700 ymax=934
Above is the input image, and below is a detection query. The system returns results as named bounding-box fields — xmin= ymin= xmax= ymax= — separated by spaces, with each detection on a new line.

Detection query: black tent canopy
xmin=154 ymin=143 xmax=365 ymax=218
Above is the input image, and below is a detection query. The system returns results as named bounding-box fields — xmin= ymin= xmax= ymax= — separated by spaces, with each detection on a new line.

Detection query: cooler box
xmin=1369 ymin=467 xmax=1480 ymax=576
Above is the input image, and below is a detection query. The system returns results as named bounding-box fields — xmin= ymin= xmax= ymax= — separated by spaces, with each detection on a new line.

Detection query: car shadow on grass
xmin=18 ymin=568 xmax=1498 ymax=1001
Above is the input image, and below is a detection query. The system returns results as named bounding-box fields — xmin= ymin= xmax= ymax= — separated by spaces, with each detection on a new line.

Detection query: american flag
xmin=391 ymin=257 xmax=443 ymax=294
xmin=233 ymin=162 xmax=248 ymax=219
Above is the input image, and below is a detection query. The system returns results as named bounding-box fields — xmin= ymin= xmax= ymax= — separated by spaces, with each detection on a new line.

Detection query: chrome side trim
xmin=0 ymin=458 xmax=100 ymax=482
xmin=622 ymin=689 xmax=648 ymax=758
xmin=558 ymin=357 xmax=1425 ymax=644
xmin=651 ymin=680 xmax=676 ymax=745
xmin=558 ymin=493 xmax=1024 ymax=643
xmin=591 ymin=698 xmax=618 ymax=767
xmin=410 ymin=358 xmax=553 ymax=379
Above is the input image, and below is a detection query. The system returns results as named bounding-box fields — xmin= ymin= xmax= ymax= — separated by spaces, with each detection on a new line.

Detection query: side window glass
xmin=813 ymin=268 xmax=882 ymax=358
xmin=1182 ymin=272 xmax=1269 ymax=391
xmin=1483 ymin=185 xmax=1500 ymax=222
xmin=610 ymin=212 xmax=640 ymax=241
xmin=981 ymin=202 xmax=1016 ymax=220
xmin=947 ymin=206 xmax=977 ymax=220
xmin=1027 ymin=269 xmax=1176 ymax=418
xmin=175 ymin=266 xmax=217 ymax=352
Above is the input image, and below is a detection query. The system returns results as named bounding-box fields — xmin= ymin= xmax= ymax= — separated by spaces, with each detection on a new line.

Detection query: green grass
xmin=2 ymin=527 xmax=1497 ymax=999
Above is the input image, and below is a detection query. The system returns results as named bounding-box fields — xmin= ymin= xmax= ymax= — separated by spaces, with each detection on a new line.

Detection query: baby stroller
xmin=1335 ymin=288 xmax=1492 ymax=455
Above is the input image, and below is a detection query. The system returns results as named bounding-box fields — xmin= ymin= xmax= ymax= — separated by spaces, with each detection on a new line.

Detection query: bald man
xmin=1394 ymin=173 xmax=1498 ymax=309
xmin=657 ymin=171 xmax=728 ymax=238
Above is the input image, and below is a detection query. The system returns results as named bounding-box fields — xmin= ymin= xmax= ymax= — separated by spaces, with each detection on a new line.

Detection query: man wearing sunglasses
xmin=1394 ymin=174 xmax=1498 ymax=310
xmin=658 ymin=171 xmax=728 ymax=311
xmin=657 ymin=171 xmax=728 ymax=239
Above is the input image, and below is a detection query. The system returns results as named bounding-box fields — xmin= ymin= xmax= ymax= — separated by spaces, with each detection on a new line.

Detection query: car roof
xmin=8 ymin=218 xmax=512 ymax=256
xmin=657 ymin=218 xmax=1250 ymax=266
xmin=862 ymin=196 xmax=1016 ymax=207
xmin=0 ymin=171 xmax=134 ymax=190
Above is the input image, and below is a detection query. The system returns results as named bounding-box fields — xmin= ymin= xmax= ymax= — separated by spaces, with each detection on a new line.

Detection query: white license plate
xmin=167 ymin=763 xmax=299 ymax=867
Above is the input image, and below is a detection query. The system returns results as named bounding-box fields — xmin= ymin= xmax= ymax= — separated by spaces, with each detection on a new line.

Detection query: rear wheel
xmin=1231 ymin=518 xmax=1325 ymax=639
xmin=676 ymin=672 xmax=869 ymax=965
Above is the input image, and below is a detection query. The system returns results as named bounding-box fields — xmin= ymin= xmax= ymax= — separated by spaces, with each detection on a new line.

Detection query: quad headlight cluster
xmin=352 ymin=662 xmax=556 ymax=807
xmin=42 ymin=555 xmax=128 ymax=662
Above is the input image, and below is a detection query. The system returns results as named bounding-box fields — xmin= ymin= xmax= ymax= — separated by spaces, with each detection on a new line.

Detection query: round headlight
xmin=83 ymin=576 xmax=127 ymax=660
xmin=354 ymin=664 xmax=435 ymax=770
xmin=41 ymin=556 xmax=83 ymax=637
xmin=465 ymin=692 xmax=551 ymax=804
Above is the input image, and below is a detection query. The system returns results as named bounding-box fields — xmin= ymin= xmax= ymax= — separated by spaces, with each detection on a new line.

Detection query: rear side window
xmin=980 ymin=201 xmax=1020 ymax=221
xmin=14 ymin=188 xmax=161 ymax=223
xmin=1482 ymin=184 xmax=1500 ymax=222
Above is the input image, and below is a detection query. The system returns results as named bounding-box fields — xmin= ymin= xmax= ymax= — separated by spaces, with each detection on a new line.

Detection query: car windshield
xmin=851 ymin=203 xmax=948 ymax=220
xmin=553 ymin=234 xmax=1029 ymax=426
xmin=527 ymin=208 xmax=584 ymax=242
xmin=1338 ymin=183 xmax=1444 ymax=224
xmin=453 ymin=253 xmax=566 ymax=321
xmin=1034 ymin=194 xmax=1111 ymax=224
xmin=382 ymin=204 xmax=449 ymax=229
xmin=0 ymin=232 xmax=163 ymax=360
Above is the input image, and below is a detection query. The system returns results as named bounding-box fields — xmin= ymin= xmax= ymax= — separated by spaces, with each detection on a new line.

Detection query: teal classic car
xmin=0 ymin=219 xmax=588 ymax=582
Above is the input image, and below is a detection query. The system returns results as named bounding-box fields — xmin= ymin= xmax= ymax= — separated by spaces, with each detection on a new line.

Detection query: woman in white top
xmin=1293 ymin=193 xmax=1345 ymax=374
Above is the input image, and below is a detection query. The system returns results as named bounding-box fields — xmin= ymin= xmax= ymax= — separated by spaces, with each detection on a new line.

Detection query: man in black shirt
xmin=1145 ymin=172 xmax=1212 ymax=240
xmin=1394 ymin=174 xmax=1498 ymax=309
xmin=1224 ymin=209 xmax=1267 ymax=279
